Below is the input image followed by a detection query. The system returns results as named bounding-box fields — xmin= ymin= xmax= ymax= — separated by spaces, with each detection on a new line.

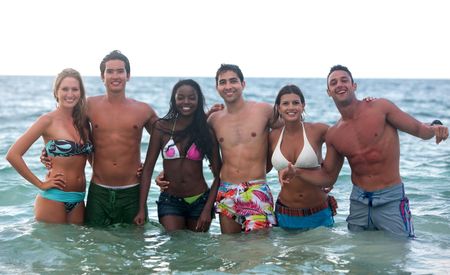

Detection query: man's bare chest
xmin=90 ymin=111 xmax=145 ymax=132
xmin=333 ymin=119 xmax=387 ymax=156
xmin=216 ymin=120 xmax=267 ymax=147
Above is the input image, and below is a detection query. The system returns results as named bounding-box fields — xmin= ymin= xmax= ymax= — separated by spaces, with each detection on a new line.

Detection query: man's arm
xmin=279 ymin=134 xmax=344 ymax=187
xmin=266 ymin=144 xmax=273 ymax=173
xmin=265 ymin=102 xmax=284 ymax=130
xmin=383 ymin=99 xmax=448 ymax=143
xmin=144 ymin=106 xmax=159 ymax=135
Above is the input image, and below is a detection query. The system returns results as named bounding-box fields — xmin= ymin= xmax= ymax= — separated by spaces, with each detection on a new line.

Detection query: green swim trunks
xmin=85 ymin=182 xmax=147 ymax=226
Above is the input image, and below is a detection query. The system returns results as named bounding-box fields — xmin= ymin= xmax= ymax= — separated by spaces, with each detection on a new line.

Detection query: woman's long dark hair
xmin=158 ymin=79 xmax=213 ymax=162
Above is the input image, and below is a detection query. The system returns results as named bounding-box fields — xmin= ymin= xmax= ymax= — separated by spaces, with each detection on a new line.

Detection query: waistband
xmin=351 ymin=183 xmax=405 ymax=206
xmin=90 ymin=181 xmax=140 ymax=190
xmin=276 ymin=196 xmax=337 ymax=217
xmin=221 ymin=179 xmax=267 ymax=187
xmin=160 ymin=189 xmax=209 ymax=202
xmin=352 ymin=182 xmax=404 ymax=195
xmin=40 ymin=188 xmax=86 ymax=203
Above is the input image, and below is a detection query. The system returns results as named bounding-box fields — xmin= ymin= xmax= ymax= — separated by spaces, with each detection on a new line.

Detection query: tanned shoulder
xmin=87 ymin=95 xmax=103 ymax=104
xmin=256 ymin=101 xmax=273 ymax=114
xmin=306 ymin=122 xmax=329 ymax=138
xmin=269 ymin=127 xmax=282 ymax=141
xmin=86 ymin=95 xmax=103 ymax=113
xmin=314 ymin=122 xmax=330 ymax=134
xmin=364 ymin=97 xmax=392 ymax=112
xmin=325 ymin=123 xmax=339 ymax=145
xmin=36 ymin=113 xmax=53 ymax=128
xmin=207 ymin=108 xmax=224 ymax=126
xmin=255 ymin=101 xmax=277 ymax=128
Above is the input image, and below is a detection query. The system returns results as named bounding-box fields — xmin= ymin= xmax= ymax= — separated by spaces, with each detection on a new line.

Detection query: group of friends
xmin=6 ymin=50 xmax=448 ymax=238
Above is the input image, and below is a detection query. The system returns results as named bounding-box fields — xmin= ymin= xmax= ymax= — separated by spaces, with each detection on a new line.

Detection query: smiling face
xmin=216 ymin=70 xmax=245 ymax=104
xmin=175 ymin=84 xmax=198 ymax=117
xmin=102 ymin=59 xmax=129 ymax=94
xmin=278 ymin=93 xmax=305 ymax=122
xmin=327 ymin=70 xmax=357 ymax=106
xmin=55 ymin=76 xmax=81 ymax=109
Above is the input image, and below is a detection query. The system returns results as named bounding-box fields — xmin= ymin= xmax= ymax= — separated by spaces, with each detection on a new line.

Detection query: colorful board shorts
xmin=157 ymin=189 xmax=214 ymax=220
xmin=215 ymin=179 xmax=276 ymax=232
xmin=85 ymin=182 xmax=145 ymax=227
xmin=275 ymin=196 xmax=337 ymax=230
xmin=346 ymin=183 xmax=414 ymax=238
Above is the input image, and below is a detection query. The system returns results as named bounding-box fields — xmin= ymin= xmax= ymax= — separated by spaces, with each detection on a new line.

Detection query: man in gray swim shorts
xmin=279 ymin=65 xmax=448 ymax=237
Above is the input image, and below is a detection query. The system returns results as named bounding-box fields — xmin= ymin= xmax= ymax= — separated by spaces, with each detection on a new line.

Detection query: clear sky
xmin=1 ymin=0 xmax=449 ymax=79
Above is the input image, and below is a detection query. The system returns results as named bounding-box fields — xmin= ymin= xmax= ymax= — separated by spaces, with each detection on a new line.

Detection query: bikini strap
xmin=170 ymin=116 xmax=178 ymax=138
xmin=301 ymin=121 xmax=306 ymax=139
xmin=275 ymin=126 xmax=285 ymax=150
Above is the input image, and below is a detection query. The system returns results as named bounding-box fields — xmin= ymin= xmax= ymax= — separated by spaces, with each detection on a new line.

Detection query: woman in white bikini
xmin=269 ymin=84 xmax=337 ymax=230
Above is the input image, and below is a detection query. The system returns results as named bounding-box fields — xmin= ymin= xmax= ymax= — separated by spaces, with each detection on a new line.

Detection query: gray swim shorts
xmin=346 ymin=183 xmax=414 ymax=238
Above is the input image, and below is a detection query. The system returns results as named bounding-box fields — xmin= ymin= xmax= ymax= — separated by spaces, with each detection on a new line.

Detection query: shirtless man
xmin=209 ymin=64 xmax=278 ymax=233
xmin=280 ymin=65 xmax=448 ymax=237
xmin=44 ymin=50 xmax=158 ymax=226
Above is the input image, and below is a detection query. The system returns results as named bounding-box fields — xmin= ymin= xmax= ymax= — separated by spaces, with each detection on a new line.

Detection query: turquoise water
xmin=1 ymin=76 xmax=449 ymax=274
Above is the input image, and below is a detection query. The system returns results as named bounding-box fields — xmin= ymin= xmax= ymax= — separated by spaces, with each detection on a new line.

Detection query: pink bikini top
xmin=161 ymin=119 xmax=203 ymax=161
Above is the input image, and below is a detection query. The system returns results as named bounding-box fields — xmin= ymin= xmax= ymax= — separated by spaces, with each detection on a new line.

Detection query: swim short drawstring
xmin=109 ymin=190 xmax=116 ymax=212
xmin=359 ymin=192 xmax=380 ymax=228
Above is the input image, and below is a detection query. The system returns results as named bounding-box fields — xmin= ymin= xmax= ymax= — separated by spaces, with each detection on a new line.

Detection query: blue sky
xmin=1 ymin=0 xmax=449 ymax=78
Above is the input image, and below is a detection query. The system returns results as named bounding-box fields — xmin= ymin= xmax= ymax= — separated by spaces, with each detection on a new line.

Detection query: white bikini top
xmin=271 ymin=122 xmax=320 ymax=171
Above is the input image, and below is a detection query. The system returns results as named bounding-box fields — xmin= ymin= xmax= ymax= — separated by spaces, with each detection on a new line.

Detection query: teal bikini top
xmin=45 ymin=139 xmax=93 ymax=157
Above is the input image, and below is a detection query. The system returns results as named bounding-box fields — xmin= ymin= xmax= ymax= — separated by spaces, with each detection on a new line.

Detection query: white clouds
xmin=0 ymin=0 xmax=448 ymax=78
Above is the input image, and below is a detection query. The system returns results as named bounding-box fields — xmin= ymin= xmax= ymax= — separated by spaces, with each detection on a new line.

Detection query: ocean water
xmin=1 ymin=75 xmax=449 ymax=274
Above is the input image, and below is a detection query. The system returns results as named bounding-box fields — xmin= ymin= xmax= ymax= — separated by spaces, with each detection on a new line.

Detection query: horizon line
xmin=0 ymin=74 xmax=449 ymax=81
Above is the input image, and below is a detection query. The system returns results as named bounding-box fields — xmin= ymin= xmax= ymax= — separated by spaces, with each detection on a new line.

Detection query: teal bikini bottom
xmin=40 ymin=188 xmax=85 ymax=213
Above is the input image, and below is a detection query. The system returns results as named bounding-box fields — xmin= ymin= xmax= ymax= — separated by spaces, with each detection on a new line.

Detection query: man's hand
xmin=431 ymin=124 xmax=448 ymax=144
xmin=40 ymin=148 xmax=53 ymax=170
xmin=195 ymin=209 xmax=212 ymax=232
xmin=133 ymin=208 xmax=146 ymax=225
xmin=363 ymin=96 xmax=377 ymax=102
xmin=206 ymin=103 xmax=224 ymax=118
xmin=136 ymin=163 xmax=143 ymax=178
xmin=155 ymin=171 xmax=170 ymax=191
xmin=278 ymin=162 xmax=295 ymax=186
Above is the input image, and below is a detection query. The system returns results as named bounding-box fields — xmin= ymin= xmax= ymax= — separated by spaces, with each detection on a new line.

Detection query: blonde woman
xmin=6 ymin=68 xmax=92 ymax=224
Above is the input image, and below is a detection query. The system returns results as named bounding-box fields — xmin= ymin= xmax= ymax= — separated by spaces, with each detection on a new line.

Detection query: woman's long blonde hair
xmin=53 ymin=68 xmax=89 ymax=143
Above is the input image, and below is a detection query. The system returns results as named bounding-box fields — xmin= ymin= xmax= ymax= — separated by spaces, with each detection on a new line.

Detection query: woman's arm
xmin=6 ymin=115 xmax=66 ymax=190
xmin=196 ymin=128 xmax=222 ymax=231
xmin=134 ymin=123 xmax=163 ymax=225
